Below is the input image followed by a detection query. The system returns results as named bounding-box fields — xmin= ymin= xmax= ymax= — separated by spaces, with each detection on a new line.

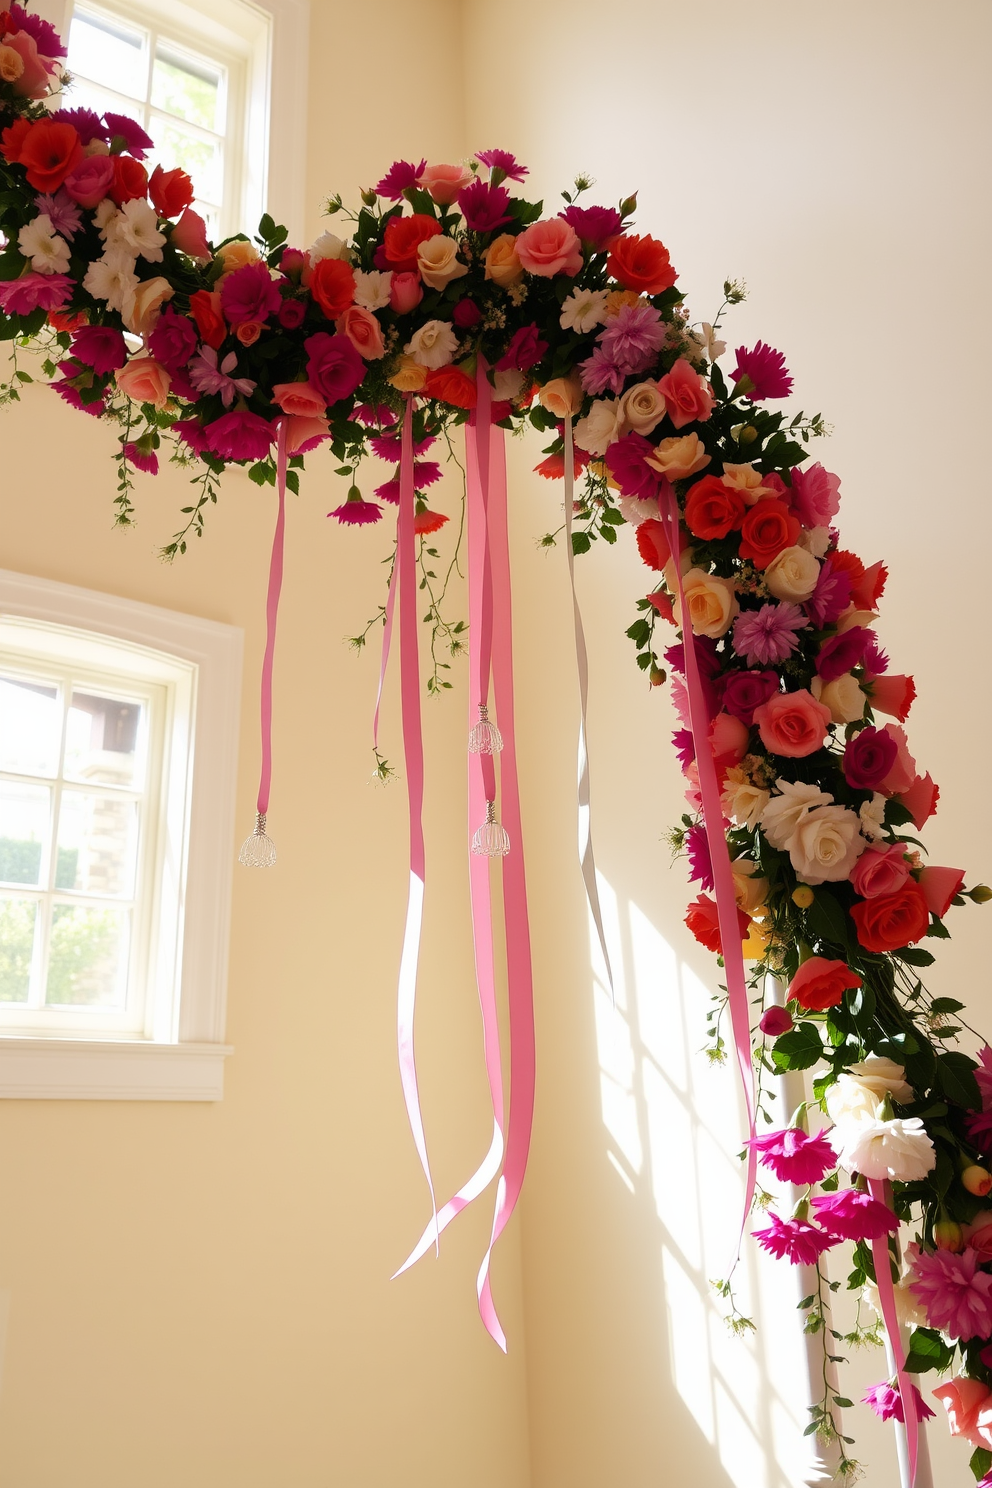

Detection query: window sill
xmin=0 ymin=1036 xmax=233 ymax=1100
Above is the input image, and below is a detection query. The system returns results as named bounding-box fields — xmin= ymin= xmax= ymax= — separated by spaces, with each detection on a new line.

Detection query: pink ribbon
xmin=255 ymin=418 xmax=288 ymax=819
xmin=657 ymin=479 xmax=757 ymax=1257
xmin=869 ymin=1178 xmax=919 ymax=1485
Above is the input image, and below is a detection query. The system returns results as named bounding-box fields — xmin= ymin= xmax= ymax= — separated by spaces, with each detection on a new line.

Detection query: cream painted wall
xmin=0 ymin=4 xmax=533 ymax=1487
xmin=462 ymin=2 xmax=992 ymax=1485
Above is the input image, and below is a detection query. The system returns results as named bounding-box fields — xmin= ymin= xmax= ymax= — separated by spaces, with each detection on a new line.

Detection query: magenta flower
xmin=453 ymin=297 xmax=482 ymax=329
xmin=70 ymin=325 xmax=127 ymax=375
xmin=328 ymin=497 xmax=382 ymax=526
xmin=374 ymin=477 xmax=400 ymax=505
xmin=457 ymin=179 xmax=512 ymax=232
xmin=496 ymin=322 xmax=548 ymax=372
xmin=103 ymin=112 xmax=154 ymax=159
xmin=599 ymin=304 xmax=667 ymax=376
xmin=123 ymin=443 xmax=159 ymax=475
xmin=9 ymin=2 xmax=67 ymax=56
xmin=749 ymin=1128 xmax=837 ymax=1185
xmin=148 ymin=306 xmax=199 ymax=372
xmin=34 ymin=188 xmax=81 ymax=239
xmin=720 ymin=669 xmax=779 ymax=725
xmin=732 ymin=603 xmax=806 ymax=667
xmin=203 ymin=409 xmax=275 ymax=462
xmin=354 ymin=403 xmax=398 ymax=428
xmin=561 ymin=204 xmax=622 ymax=250
xmin=278 ymin=297 xmax=306 ymax=330
xmin=760 ymin=1006 xmax=794 ymax=1037
xmin=685 ymin=824 xmax=713 ymax=892
xmin=975 ymin=1047 xmax=992 ymax=1109
xmin=862 ymin=1380 xmax=935 ymax=1424
xmin=52 ymin=378 xmax=105 ymax=417
xmin=605 ymin=432 xmax=661 ymax=500
xmin=370 ymin=433 xmax=435 ymax=461
xmin=789 ymin=462 xmax=841 ymax=528
xmin=805 ymin=556 xmax=852 ymax=629
xmin=476 ymin=148 xmax=528 ymax=181
xmin=49 ymin=106 xmax=105 ymax=144
xmin=220 ymin=261 xmax=282 ymax=327
xmin=862 ymin=633 xmax=890 ymax=677
xmin=671 ymin=728 xmax=695 ymax=771
xmin=578 ymin=345 xmax=624 ymax=396
xmin=907 ymin=1244 xmax=992 ymax=1340
xmin=0 ymin=270 xmax=72 ymax=315
xmin=752 ymin=1213 xmax=836 ymax=1265
xmin=189 ymin=347 xmax=257 ymax=407
xmin=811 ymin=1190 xmax=900 ymax=1241
xmin=732 ymin=341 xmax=793 ymax=400
xmin=816 ymin=626 xmax=870 ymax=682
xmin=304 ymin=332 xmax=364 ymax=406
xmin=374 ymin=159 xmax=427 ymax=200
xmin=843 ymin=725 xmax=898 ymax=791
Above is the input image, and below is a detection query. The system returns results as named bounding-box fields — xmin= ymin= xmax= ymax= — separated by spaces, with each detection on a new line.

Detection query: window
xmin=0 ymin=571 xmax=242 ymax=1100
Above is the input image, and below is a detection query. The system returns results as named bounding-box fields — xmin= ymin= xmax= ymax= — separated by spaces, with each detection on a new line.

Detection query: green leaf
xmin=930 ymin=997 xmax=966 ymax=1016
xmin=970 ymin=1447 xmax=992 ymax=1480
xmin=771 ymin=1021 xmax=824 ymax=1073
xmin=895 ymin=946 xmax=936 ymax=967
xmin=935 ymin=1050 xmax=981 ymax=1109
xmin=247 ymin=461 xmax=269 ymax=486
xmin=904 ymin=1326 xmax=954 ymax=1374
xmin=600 ymin=507 xmax=625 ymax=525
xmin=571 ymin=531 xmax=591 ymax=557
xmin=806 ymin=888 xmax=850 ymax=949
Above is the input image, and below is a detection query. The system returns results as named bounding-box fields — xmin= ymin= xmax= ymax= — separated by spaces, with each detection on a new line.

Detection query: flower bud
xmin=649 ymin=665 xmax=666 ymax=688
xmin=739 ymin=425 xmax=758 ymax=445
xmin=934 ymin=1217 xmax=965 ymax=1252
xmin=969 ymin=885 xmax=992 ymax=904
xmin=792 ymin=885 xmax=815 ymax=909
xmin=360 ymin=188 xmax=377 ymax=207
xmin=759 ymin=1005 xmax=793 ymax=1038
xmin=962 ymin=1165 xmax=992 ymax=1197
xmin=619 ymin=194 xmax=638 ymax=219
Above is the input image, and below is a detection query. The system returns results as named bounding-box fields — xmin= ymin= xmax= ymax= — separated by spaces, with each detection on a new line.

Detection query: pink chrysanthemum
xmin=862 ymin=1381 xmax=935 ymax=1424
xmin=34 ymin=188 xmax=81 ymax=239
xmin=476 ymin=148 xmax=528 ymax=181
xmin=752 ymin=1213 xmax=836 ymax=1266
xmin=732 ymin=341 xmax=793 ymax=400
xmin=749 ymin=1128 xmax=837 ymax=1185
xmin=805 ymin=557 xmax=852 ymax=629
xmin=598 ymin=304 xmax=667 ymax=377
xmin=732 ymin=602 xmax=806 ymax=667
xmin=328 ymin=497 xmax=382 ymax=526
xmin=810 ymin=1189 xmax=900 ymax=1241
xmin=373 ymin=159 xmax=426 ymax=201
xmin=123 ymin=443 xmax=159 ymax=475
xmin=907 ymin=1243 xmax=992 ymax=1341
xmin=578 ymin=346 xmax=625 ymax=396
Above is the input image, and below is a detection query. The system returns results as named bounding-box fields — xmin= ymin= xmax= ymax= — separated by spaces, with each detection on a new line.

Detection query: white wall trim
xmin=0 ymin=1037 xmax=233 ymax=1100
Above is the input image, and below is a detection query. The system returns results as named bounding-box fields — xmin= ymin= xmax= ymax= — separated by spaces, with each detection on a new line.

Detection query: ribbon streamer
xmin=562 ymin=416 xmax=614 ymax=996
xmin=657 ymin=479 xmax=758 ymax=1258
xmin=868 ymin=1178 xmax=919 ymax=1487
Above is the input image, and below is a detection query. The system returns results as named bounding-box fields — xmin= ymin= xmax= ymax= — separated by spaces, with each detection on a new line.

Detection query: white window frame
xmin=0 ymin=570 xmax=242 ymax=1100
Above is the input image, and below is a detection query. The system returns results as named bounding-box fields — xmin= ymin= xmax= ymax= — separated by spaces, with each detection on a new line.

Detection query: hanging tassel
xmin=472 ymin=800 xmax=510 ymax=857
xmin=239 ymin=812 xmax=277 ymax=868
xmin=468 ymin=702 xmax=503 ymax=754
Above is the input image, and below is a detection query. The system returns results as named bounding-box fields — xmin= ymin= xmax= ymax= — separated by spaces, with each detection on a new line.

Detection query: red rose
xmin=684 ymin=893 xmax=751 ymax=955
xmin=16 ymin=120 xmax=84 ymax=192
xmin=382 ymin=213 xmax=441 ymax=273
xmin=189 ymin=289 xmax=226 ymax=350
xmin=423 ymin=365 xmax=477 ymax=409
xmin=787 ymin=956 xmax=861 ymax=1012
xmin=684 ymin=474 xmax=746 ymax=540
xmin=0 ymin=117 xmax=30 ymax=165
xmin=738 ymin=499 xmax=800 ymax=568
xmin=110 ymin=154 xmax=148 ymax=205
xmin=635 ymin=518 xmax=673 ymax=571
xmin=148 ymin=164 xmax=194 ymax=218
xmin=851 ymin=880 xmax=930 ymax=953
xmin=646 ymin=590 xmax=675 ymax=623
xmin=309 ymin=257 xmax=356 ymax=320
xmin=607 ymin=233 xmax=678 ymax=295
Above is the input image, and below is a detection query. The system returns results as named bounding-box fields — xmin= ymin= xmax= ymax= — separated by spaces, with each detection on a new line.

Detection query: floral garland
xmin=2 ymin=6 xmax=992 ymax=1479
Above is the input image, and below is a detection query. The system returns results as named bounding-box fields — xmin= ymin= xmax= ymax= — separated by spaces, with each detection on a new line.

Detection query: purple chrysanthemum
xmin=749 ymin=1128 xmax=837 ymax=1185
xmin=476 ymin=148 xmax=528 ymax=182
xmin=862 ymin=1381 xmax=935 ymax=1424
xmin=34 ymin=188 xmax=81 ymax=239
xmin=732 ymin=341 xmax=793 ymax=400
xmin=732 ymin=603 xmax=806 ymax=667
xmin=328 ymin=498 xmax=382 ymax=526
xmin=123 ymin=443 xmax=159 ymax=475
xmin=805 ymin=556 xmax=852 ymax=629
xmin=598 ymin=304 xmax=667 ymax=377
xmin=373 ymin=159 xmax=426 ymax=201
xmin=578 ymin=345 xmax=625 ymax=396
xmin=103 ymin=112 xmax=154 ymax=159
xmin=907 ymin=1244 xmax=992 ymax=1341
xmin=752 ymin=1213 xmax=835 ymax=1266
xmin=685 ymin=824 xmax=713 ymax=891
xmin=811 ymin=1189 xmax=900 ymax=1241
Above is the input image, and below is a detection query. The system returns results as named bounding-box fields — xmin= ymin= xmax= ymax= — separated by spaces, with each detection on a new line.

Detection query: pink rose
xmin=879 ymin=722 xmax=917 ymax=796
xmin=4 ymin=30 xmax=52 ymax=98
xmin=418 ymin=162 xmax=474 ymax=205
xmin=63 ymin=154 xmax=115 ymax=209
xmin=270 ymin=381 xmax=327 ymax=417
xmin=964 ymin=1213 xmax=992 ymax=1263
xmin=932 ymin=1377 xmax=992 ymax=1448
xmin=657 ymin=358 xmax=715 ymax=429
xmin=514 ymin=218 xmax=583 ymax=278
xmin=171 ymin=207 xmax=211 ymax=262
xmin=709 ymin=711 xmax=749 ymax=769
xmin=917 ymin=865 xmax=965 ymax=919
xmin=753 ymin=689 xmax=831 ymax=758
xmin=285 ymin=416 xmax=330 ymax=454
xmin=115 ymin=356 xmax=171 ymax=410
xmin=897 ymin=772 xmax=939 ymax=830
xmin=390 ymin=271 xmax=423 ymax=314
xmin=335 ymin=303 xmax=386 ymax=360
xmin=849 ymin=842 xmax=911 ymax=899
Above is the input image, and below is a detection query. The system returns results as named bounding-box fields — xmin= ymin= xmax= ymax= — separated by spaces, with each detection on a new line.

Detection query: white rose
xmin=759 ymin=779 xmax=833 ymax=850
xmin=797 ymin=526 xmax=831 ymax=559
xmin=720 ymin=767 xmax=770 ymax=830
xmin=417 ymin=235 xmax=469 ymax=290
xmin=764 ymin=545 xmax=820 ymax=603
xmin=309 ymin=231 xmax=351 ymax=263
xmin=574 ymin=397 xmax=623 ymax=457
xmin=618 ymin=495 xmax=660 ymax=525
xmin=859 ymin=793 xmax=887 ymax=841
xmin=788 ymin=804 xmax=865 ymax=885
xmin=618 ymin=380 xmax=666 ymax=436
xmin=405 ymin=319 xmax=458 ymax=369
xmin=812 ymin=672 xmax=866 ymax=725
xmin=826 ymin=1074 xmax=884 ymax=1127
xmin=354 ymin=270 xmax=392 ymax=310
xmin=672 ymin=569 xmax=738 ymax=639
xmin=831 ymin=1115 xmax=936 ymax=1182
xmin=848 ymin=1057 xmax=915 ymax=1105
xmin=560 ymin=287 xmax=609 ymax=334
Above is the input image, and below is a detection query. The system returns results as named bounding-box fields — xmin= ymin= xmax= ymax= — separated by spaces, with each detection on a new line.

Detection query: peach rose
xmin=753 ymin=690 xmax=832 ymax=758
xmin=932 ymin=1378 xmax=992 ymax=1448
xmin=215 ymin=238 xmax=260 ymax=276
xmin=484 ymin=234 xmax=524 ymax=289
xmin=388 ymin=354 xmax=428 ymax=392
xmin=731 ymin=856 xmax=770 ymax=915
xmin=604 ymin=289 xmax=644 ymax=317
xmin=811 ymin=672 xmax=866 ymax=725
xmin=764 ymin=545 xmax=820 ymax=603
xmin=236 ymin=321 xmax=262 ymax=346
xmin=964 ymin=1212 xmax=992 ymax=1262
xmin=514 ymin=218 xmax=583 ymax=278
xmin=270 ymin=381 xmax=327 ymax=417
xmin=335 ymin=303 xmax=386 ymax=360
xmin=122 ymin=275 xmax=174 ymax=337
xmin=672 ymin=568 xmax=738 ymax=639
xmin=417 ymin=234 xmax=469 ymax=291
xmin=115 ymin=356 xmax=171 ymax=410
xmin=0 ymin=44 xmax=25 ymax=83
xmin=644 ymin=433 xmax=711 ymax=480
xmin=418 ymin=162 xmax=474 ymax=205
xmin=880 ymin=722 xmax=918 ymax=795
xmin=285 ymin=416 xmax=330 ymax=455
xmin=171 ymin=208 xmax=211 ymax=262
xmin=539 ymin=373 xmax=583 ymax=419
xmin=619 ymin=380 xmax=666 ymax=436
xmin=720 ymin=463 xmax=782 ymax=504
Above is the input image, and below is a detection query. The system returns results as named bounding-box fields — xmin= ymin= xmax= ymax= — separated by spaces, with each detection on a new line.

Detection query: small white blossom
xmin=859 ymin=793 xmax=887 ymax=841
xmin=83 ymin=248 xmax=139 ymax=312
xmin=17 ymin=214 xmax=70 ymax=274
xmin=309 ymin=231 xmax=352 ymax=264
xmin=560 ymin=287 xmax=609 ymax=334
xmin=353 ymin=269 xmax=392 ymax=310
xmin=113 ymin=198 xmax=166 ymax=261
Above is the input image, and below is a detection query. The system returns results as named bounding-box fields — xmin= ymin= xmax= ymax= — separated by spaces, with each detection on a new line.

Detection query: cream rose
xmin=618 ymin=380 xmax=666 ymax=436
xmin=122 ymin=275 xmax=174 ymax=336
xmin=539 ymin=373 xmax=583 ymax=419
xmin=417 ymin=235 xmax=469 ymax=290
xmin=404 ymin=319 xmax=458 ymax=369
xmin=484 ymin=234 xmax=523 ymax=288
xmin=574 ymin=398 xmax=623 ymax=457
xmin=846 ymin=1057 xmax=915 ymax=1105
xmin=720 ymin=463 xmax=781 ymax=504
xmin=787 ymin=803 xmax=865 ymax=884
xmin=759 ymin=779 xmax=833 ymax=850
xmin=826 ymin=1074 xmax=884 ymax=1126
xmin=832 ymin=1115 xmax=936 ymax=1182
xmin=644 ymin=433 xmax=712 ymax=480
xmin=720 ymin=767 xmax=770 ymax=830
xmin=836 ymin=607 xmax=878 ymax=632
xmin=812 ymin=671 xmax=866 ymax=725
xmin=764 ymin=545 xmax=820 ymax=603
xmin=215 ymin=238 xmax=260 ymax=276
xmin=673 ymin=568 xmax=738 ymax=639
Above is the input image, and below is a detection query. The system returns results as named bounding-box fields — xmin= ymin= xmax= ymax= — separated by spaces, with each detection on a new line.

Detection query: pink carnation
xmin=749 ymin=1128 xmax=837 ymax=1184
xmin=810 ymin=1189 xmax=900 ymax=1241
xmin=862 ymin=1380 xmax=934 ymax=1424
xmin=604 ymin=432 xmax=661 ymax=499
xmin=0 ymin=271 xmax=72 ymax=315
xmin=907 ymin=1243 xmax=992 ymax=1341
xmin=203 ymin=409 xmax=276 ymax=462
xmin=220 ymin=261 xmax=282 ymax=327
xmin=752 ymin=1213 xmax=836 ymax=1265
xmin=790 ymin=462 xmax=841 ymax=528
xmin=732 ymin=341 xmax=793 ymax=400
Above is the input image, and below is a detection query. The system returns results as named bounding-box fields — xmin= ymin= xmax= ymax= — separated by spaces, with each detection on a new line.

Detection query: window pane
xmin=46 ymin=903 xmax=129 ymax=1007
xmin=65 ymin=690 xmax=145 ymax=788
xmin=64 ymin=77 xmax=144 ymax=126
xmin=150 ymin=117 xmax=222 ymax=205
xmin=68 ymin=8 xmax=148 ymax=100
xmin=0 ymin=674 xmax=61 ymax=776
xmin=56 ymin=791 xmax=139 ymax=899
xmin=152 ymin=45 xmax=223 ymax=132
xmin=0 ymin=780 xmax=50 ymax=886
xmin=0 ymin=895 xmax=36 ymax=1002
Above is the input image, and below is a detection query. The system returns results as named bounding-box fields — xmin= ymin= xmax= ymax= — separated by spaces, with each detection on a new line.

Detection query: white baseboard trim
xmin=0 ymin=1038 xmax=233 ymax=1100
